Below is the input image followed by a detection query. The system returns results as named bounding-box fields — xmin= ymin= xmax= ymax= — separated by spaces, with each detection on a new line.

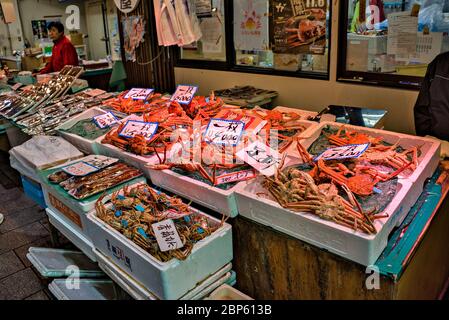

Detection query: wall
xmin=17 ymin=0 xmax=88 ymax=46
xmin=0 ymin=0 xmax=25 ymax=53
xmin=174 ymin=0 xmax=420 ymax=135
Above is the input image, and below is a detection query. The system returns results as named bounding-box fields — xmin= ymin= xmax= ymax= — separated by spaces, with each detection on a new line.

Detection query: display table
xmin=232 ymin=168 xmax=449 ymax=300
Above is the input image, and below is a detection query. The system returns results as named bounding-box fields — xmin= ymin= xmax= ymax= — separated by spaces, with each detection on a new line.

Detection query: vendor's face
xmin=48 ymin=27 xmax=63 ymax=41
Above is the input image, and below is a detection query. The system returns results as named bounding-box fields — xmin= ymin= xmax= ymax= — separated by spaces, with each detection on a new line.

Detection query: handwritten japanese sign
xmin=93 ymin=112 xmax=118 ymax=129
xmin=235 ymin=141 xmax=283 ymax=176
xmin=61 ymin=161 xmax=99 ymax=177
xmin=215 ymin=169 xmax=257 ymax=185
xmin=204 ymin=118 xmax=245 ymax=146
xmin=151 ymin=219 xmax=184 ymax=252
xmin=119 ymin=120 xmax=159 ymax=140
xmin=113 ymin=0 xmax=140 ymax=14
xmin=124 ymin=88 xmax=154 ymax=100
xmin=314 ymin=143 xmax=370 ymax=162
xmin=170 ymin=85 xmax=198 ymax=105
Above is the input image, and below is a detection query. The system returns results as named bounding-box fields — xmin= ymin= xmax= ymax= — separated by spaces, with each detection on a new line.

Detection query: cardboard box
xmin=21 ymin=56 xmax=44 ymax=72
xmin=68 ymin=32 xmax=84 ymax=46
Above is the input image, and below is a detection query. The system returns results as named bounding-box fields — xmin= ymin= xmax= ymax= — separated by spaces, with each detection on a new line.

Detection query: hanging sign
xmin=124 ymin=88 xmax=154 ymax=100
xmin=170 ymin=85 xmax=198 ymax=105
xmin=234 ymin=0 xmax=270 ymax=51
xmin=152 ymin=219 xmax=184 ymax=252
xmin=204 ymin=118 xmax=245 ymax=146
xmin=314 ymin=143 xmax=370 ymax=162
xmin=119 ymin=120 xmax=159 ymax=140
xmin=114 ymin=0 xmax=140 ymax=14
xmin=93 ymin=112 xmax=118 ymax=129
xmin=236 ymin=141 xmax=283 ymax=176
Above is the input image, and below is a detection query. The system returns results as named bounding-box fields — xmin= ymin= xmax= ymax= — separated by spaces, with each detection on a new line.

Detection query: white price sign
xmin=215 ymin=169 xmax=257 ymax=185
xmin=151 ymin=219 xmax=184 ymax=252
xmin=114 ymin=0 xmax=140 ymax=13
xmin=93 ymin=112 xmax=118 ymax=129
xmin=119 ymin=120 xmax=159 ymax=140
xmin=314 ymin=143 xmax=370 ymax=162
xmin=204 ymin=118 xmax=245 ymax=146
xmin=170 ymin=85 xmax=198 ymax=105
xmin=61 ymin=161 xmax=99 ymax=177
xmin=124 ymin=88 xmax=154 ymax=100
xmin=235 ymin=141 xmax=283 ymax=177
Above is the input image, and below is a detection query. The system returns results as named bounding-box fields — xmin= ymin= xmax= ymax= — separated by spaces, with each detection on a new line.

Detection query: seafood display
xmin=95 ymin=184 xmax=224 ymax=262
xmin=213 ymin=86 xmax=278 ymax=108
xmin=48 ymin=159 xmax=142 ymax=200
xmin=59 ymin=118 xmax=112 ymax=140
xmin=102 ymin=91 xmax=169 ymax=114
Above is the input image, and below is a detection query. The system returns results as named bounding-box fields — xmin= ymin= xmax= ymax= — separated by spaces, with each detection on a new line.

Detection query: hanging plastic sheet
xmin=122 ymin=15 xmax=146 ymax=62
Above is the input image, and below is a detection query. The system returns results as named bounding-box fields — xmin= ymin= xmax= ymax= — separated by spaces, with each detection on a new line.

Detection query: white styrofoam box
xmin=46 ymin=208 xmax=96 ymax=262
xmin=56 ymin=107 xmax=111 ymax=155
xmin=205 ymin=284 xmax=253 ymax=300
xmin=235 ymin=172 xmax=418 ymax=266
xmin=273 ymin=106 xmax=319 ymax=121
xmin=85 ymin=204 xmax=233 ymax=300
xmin=95 ymin=247 xmax=233 ymax=300
xmin=146 ymin=168 xmax=240 ymax=217
xmin=302 ymin=122 xmax=441 ymax=191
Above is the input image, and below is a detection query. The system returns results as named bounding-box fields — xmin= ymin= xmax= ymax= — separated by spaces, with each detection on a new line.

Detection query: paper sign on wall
xmin=170 ymin=85 xmax=198 ymax=105
xmin=119 ymin=120 xmax=159 ymax=140
xmin=93 ymin=112 xmax=118 ymax=129
xmin=314 ymin=143 xmax=370 ymax=162
xmin=124 ymin=88 xmax=154 ymax=100
xmin=204 ymin=118 xmax=245 ymax=146
xmin=151 ymin=219 xmax=184 ymax=252
xmin=215 ymin=169 xmax=257 ymax=185
xmin=234 ymin=0 xmax=269 ymax=51
xmin=62 ymin=161 xmax=99 ymax=177
xmin=235 ymin=140 xmax=283 ymax=176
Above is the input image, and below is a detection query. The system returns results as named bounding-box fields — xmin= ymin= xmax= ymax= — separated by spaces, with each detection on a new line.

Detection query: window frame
xmin=336 ymin=0 xmax=426 ymax=91
xmin=174 ymin=0 xmax=332 ymax=81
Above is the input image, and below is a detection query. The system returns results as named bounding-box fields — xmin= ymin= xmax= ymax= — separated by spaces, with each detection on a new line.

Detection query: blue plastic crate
xmin=21 ymin=175 xmax=46 ymax=209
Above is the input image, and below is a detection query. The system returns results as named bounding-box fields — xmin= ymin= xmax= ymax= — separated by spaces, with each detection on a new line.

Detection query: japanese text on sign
xmin=314 ymin=143 xmax=370 ymax=162
xmin=151 ymin=219 xmax=184 ymax=252
xmin=215 ymin=169 xmax=257 ymax=185
xmin=170 ymin=85 xmax=198 ymax=105
xmin=124 ymin=88 xmax=154 ymax=100
xmin=204 ymin=118 xmax=245 ymax=146
xmin=236 ymin=141 xmax=283 ymax=176
xmin=119 ymin=120 xmax=159 ymax=141
xmin=93 ymin=112 xmax=118 ymax=129
xmin=62 ymin=161 xmax=99 ymax=177
xmin=106 ymin=240 xmax=132 ymax=271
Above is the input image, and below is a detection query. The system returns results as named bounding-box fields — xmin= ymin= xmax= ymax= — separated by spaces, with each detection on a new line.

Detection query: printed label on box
xmin=314 ymin=143 xmax=370 ymax=162
xmin=124 ymin=88 xmax=154 ymax=100
xmin=151 ymin=219 xmax=184 ymax=252
xmin=106 ymin=239 xmax=132 ymax=271
xmin=48 ymin=193 xmax=83 ymax=228
xmin=204 ymin=118 xmax=245 ymax=146
xmin=118 ymin=120 xmax=159 ymax=140
xmin=170 ymin=85 xmax=198 ymax=105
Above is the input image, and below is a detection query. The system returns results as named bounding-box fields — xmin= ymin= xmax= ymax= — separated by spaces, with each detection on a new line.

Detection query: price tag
xmin=314 ymin=143 xmax=370 ymax=162
xmin=11 ymin=83 xmax=23 ymax=91
xmin=124 ymin=88 xmax=154 ymax=100
xmin=151 ymin=219 xmax=184 ymax=252
xmin=61 ymin=161 xmax=99 ymax=177
xmin=235 ymin=141 xmax=283 ymax=177
xmin=204 ymin=118 xmax=245 ymax=146
xmin=119 ymin=120 xmax=159 ymax=140
xmin=85 ymin=88 xmax=106 ymax=97
xmin=93 ymin=112 xmax=118 ymax=129
xmin=170 ymin=85 xmax=198 ymax=105
xmin=215 ymin=169 xmax=257 ymax=185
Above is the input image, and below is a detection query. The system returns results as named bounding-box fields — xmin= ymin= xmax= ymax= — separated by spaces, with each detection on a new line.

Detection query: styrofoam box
xmin=56 ymin=107 xmax=111 ymax=155
xmin=46 ymin=208 xmax=97 ymax=262
xmin=205 ymin=284 xmax=253 ymax=300
xmin=85 ymin=201 xmax=233 ymax=300
xmin=145 ymin=119 xmax=318 ymax=217
xmin=302 ymin=122 xmax=441 ymax=190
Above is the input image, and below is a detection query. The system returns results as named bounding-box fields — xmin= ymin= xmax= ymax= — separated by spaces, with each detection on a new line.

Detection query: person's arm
xmin=414 ymin=58 xmax=437 ymax=136
xmin=39 ymin=58 xmax=53 ymax=74
xmin=62 ymin=43 xmax=79 ymax=67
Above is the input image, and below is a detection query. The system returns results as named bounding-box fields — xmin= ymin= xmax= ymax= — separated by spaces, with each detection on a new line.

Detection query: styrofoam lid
xmin=27 ymin=247 xmax=104 ymax=278
xmin=48 ymin=279 xmax=117 ymax=300
xmin=206 ymin=284 xmax=253 ymax=300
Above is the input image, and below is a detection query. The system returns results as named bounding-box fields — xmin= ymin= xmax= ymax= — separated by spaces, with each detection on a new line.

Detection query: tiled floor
xmin=0 ymin=151 xmax=72 ymax=300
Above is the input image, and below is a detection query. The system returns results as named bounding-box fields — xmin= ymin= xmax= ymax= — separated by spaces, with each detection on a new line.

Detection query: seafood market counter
xmin=231 ymin=167 xmax=449 ymax=300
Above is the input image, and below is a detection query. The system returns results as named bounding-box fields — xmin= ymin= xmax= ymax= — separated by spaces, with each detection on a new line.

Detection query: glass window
xmin=341 ymin=0 xmax=449 ymax=84
xmin=180 ymin=0 xmax=227 ymax=62
xmin=234 ymin=0 xmax=330 ymax=74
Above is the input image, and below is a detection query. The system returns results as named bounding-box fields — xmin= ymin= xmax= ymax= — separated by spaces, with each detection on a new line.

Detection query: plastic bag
xmin=418 ymin=2 xmax=449 ymax=32
xmin=9 ymin=136 xmax=83 ymax=176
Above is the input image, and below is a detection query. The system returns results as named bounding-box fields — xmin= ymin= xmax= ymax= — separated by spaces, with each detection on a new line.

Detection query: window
xmin=176 ymin=0 xmax=332 ymax=79
xmin=338 ymin=0 xmax=449 ymax=89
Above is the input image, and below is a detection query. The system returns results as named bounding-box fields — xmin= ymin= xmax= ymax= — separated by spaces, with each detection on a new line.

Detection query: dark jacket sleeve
xmin=414 ymin=58 xmax=437 ymax=136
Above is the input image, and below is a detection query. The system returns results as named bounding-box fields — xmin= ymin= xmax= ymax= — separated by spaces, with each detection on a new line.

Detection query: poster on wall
xmin=0 ymin=0 xmax=16 ymax=23
xmin=270 ymin=0 xmax=327 ymax=55
xmin=32 ymin=20 xmax=48 ymax=41
xmin=234 ymin=0 xmax=269 ymax=51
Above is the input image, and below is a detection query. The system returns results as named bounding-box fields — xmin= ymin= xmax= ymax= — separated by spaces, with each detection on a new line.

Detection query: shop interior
xmin=1 ymin=0 xmax=449 ymax=301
